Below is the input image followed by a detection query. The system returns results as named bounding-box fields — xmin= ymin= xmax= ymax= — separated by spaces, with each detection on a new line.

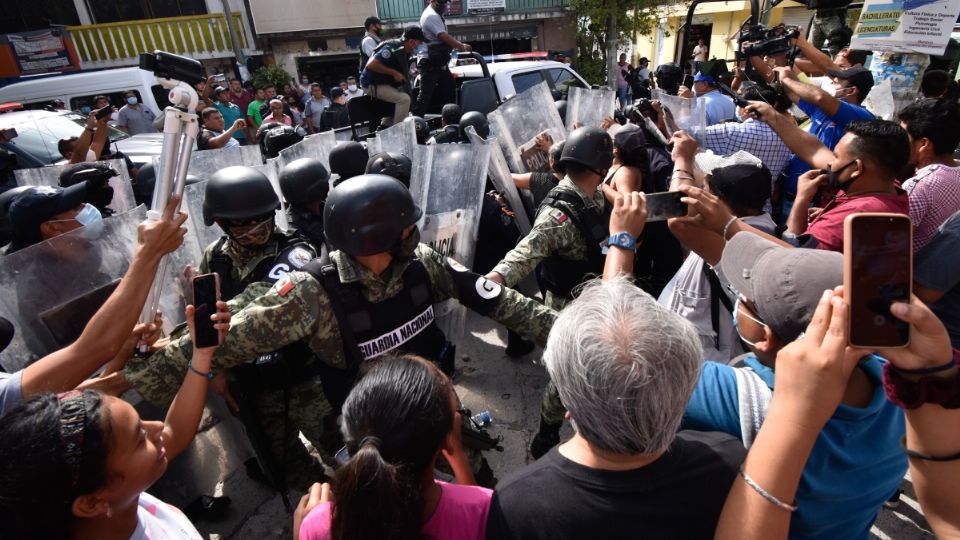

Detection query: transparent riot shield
xmin=182 ymin=181 xmax=225 ymax=254
xmin=188 ymin=145 xmax=263 ymax=179
xmin=366 ymin=117 xmax=417 ymax=159
xmin=14 ymin=159 xmax=138 ymax=215
xmin=487 ymin=81 xmax=566 ymax=173
xmin=415 ymin=142 xmax=491 ymax=342
xmin=653 ymin=89 xmax=707 ymax=142
xmin=566 ymin=86 xmax=616 ymax=131
xmin=273 ymin=130 xmax=338 ymax=171
xmin=464 ymin=126 xmax=532 ymax=234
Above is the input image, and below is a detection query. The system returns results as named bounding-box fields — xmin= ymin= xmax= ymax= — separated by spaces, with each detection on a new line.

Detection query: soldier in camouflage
xmin=484 ymin=126 xmax=615 ymax=459
xmin=198 ymin=166 xmax=331 ymax=492
xmin=117 ymin=175 xmax=556 ymax=484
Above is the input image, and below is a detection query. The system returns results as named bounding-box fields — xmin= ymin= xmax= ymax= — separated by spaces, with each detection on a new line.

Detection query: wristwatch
xmin=606 ymin=232 xmax=637 ymax=252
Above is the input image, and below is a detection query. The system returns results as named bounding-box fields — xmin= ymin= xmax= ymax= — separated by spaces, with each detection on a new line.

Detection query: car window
xmin=5 ymin=112 xmax=127 ymax=166
xmin=69 ymin=90 xmax=141 ymax=114
xmin=511 ymin=71 xmax=546 ymax=95
xmin=548 ymin=68 xmax=586 ymax=99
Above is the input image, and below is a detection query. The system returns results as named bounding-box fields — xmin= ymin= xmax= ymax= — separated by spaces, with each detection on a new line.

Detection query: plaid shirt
xmin=702 ymin=119 xmax=792 ymax=180
xmin=903 ymin=163 xmax=960 ymax=252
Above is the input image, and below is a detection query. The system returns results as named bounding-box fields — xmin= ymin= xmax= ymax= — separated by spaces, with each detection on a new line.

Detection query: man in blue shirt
xmin=213 ymin=86 xmax=246 ymax=144
xmin=680 ymin=231 xmax=906 ymax=540
xmin=360 ymin=26 xmax=424 ymax=127
xmin=693 ymin=71 xmax=736 ymax=126
xmin=776 ymin=65 xmax=875 ymax=218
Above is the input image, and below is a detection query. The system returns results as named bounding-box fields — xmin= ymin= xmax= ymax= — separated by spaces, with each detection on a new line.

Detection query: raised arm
xmin=775 ymin=67 xmax=841 ymax=117
xmin=19 ymin=197 xmax=188 ymax=398
xmin=601 ymin=183 xmax=646 ymax=279
xmin=69 ymin=112 xmax=99 ymax=164
xmin=746 ymin=100 xmax=836 ymax=170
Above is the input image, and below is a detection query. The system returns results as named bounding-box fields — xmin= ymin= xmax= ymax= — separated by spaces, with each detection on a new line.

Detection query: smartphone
xmin=645 ymin=191 xmax=687 ymax=222
xmin=682 ymin=74 xmax=695 ymax=89
xmin=843 ymin=213 xmax=912 ymax=348
xmin=95 ymin=106 xmax=113 ymax=121
xmin=192 ymin=273 xmax=221 ymax=348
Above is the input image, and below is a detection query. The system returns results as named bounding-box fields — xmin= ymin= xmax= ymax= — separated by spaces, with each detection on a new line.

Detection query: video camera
xmin=139 ymin=51 xmax=204 ymax=85
xmin=741 ymin=24 xmax=801 ymax=57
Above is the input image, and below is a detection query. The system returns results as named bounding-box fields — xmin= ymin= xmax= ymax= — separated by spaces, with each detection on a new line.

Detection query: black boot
xmin=529 ymin=416 xmax=561 ymax=459
xmin=505 ymin=330 xmax=535 ymax=358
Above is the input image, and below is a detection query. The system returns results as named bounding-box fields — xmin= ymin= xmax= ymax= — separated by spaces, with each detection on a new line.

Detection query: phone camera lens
xmin=873 ymin=314 xmax=887 ymax=327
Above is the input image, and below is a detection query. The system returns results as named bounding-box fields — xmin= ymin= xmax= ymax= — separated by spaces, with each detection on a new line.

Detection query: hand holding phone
xmin=843 ymin=213 xmax=912 ymax=348
xmin=645 ymin=191 xmax=687 ymax=222
xmin=192 ymin=273 xmax=222 ymax=348
xmin=682 ymin=74 xmax=695 ymax=89
xmin=95 ymin=105 xmax=114 ymax=122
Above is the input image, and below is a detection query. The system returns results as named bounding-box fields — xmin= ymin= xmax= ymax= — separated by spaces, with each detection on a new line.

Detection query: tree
xmin=568 ymin=0 xmax=662 ymax=86
xmin=252 ymin=64 xmax=293 ymax=91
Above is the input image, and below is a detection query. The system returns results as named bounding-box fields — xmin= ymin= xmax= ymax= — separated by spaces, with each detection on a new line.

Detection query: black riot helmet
xmin=134 ymin=162 xmax=203 ymax=207
xmin=279 ymin=158 xmax=330 ymax=206
xmin=261 ymin=124 xmax=304 ymax=159
xmin=328 ymin=142 xmax=369 ymax=185
xmin=0 ymin=186 xmax=32 ymax=243
xmin=203 ymin=166 xmax=280 ymax=226
xmin=459 ymin=111 xmax=489 ymax=140
xmin=409 ymin=116 xmax=430 ymax=145
xmin=554 ymin=100 xmax=567 ymax=125
xmin=654 ymin=63 xmax=683 ymax=95
xmin=323 ymin=174 xmax=422 ymax=256
xmin=365 ymin=152 xmax=413 ymax=187
xmin=558 ymin=126 xmax=613 ymax=176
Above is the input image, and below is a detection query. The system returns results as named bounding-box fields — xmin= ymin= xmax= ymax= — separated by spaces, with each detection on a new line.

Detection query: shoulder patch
xmin=287 ymin=247 xmax=314 ymax=269
xmin=275 ymin=275 xmax=296 ymax=297
xmin=550 ymin=209 xmax=569 ymax=224
xmin=381 ymin=48 xmax=392 ymax=59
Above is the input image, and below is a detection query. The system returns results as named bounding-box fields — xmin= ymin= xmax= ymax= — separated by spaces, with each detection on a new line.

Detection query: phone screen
xmin=645 ymin=191 xmax=687 ymax=222
xmin=846 ymin=215 xmax=911 ymax=347
xmin=683 ymin=74 xmax=694 ymax=89
xmin=95 ymin=106 xmax=113 ymax=121
xmin=192 ymin=273 xmax=220 ymax=348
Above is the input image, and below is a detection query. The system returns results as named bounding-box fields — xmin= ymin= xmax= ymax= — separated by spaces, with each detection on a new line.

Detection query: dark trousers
xmin=414 ymin=62 xmax=455 ymax=116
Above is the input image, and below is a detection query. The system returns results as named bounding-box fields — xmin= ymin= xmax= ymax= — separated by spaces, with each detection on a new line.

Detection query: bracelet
xmin=889 ymin=355 xmax=957 ymax=375
xmin=674 ymin=168 xmax=692 ymax=175
xmin=901 ymin=436 xmax=960 ymax=462
xmin=739 ymin=466 xmax=798 ymax=511
xmin=882 ymin=360 xmax=960 ymax=409
xmin=672 ymin=174 xmax=695 ymax=181
xmin=722 ymin=216 xmax=739 ymax=241
xmin=188 ymin=363 xmax=215 ymax=381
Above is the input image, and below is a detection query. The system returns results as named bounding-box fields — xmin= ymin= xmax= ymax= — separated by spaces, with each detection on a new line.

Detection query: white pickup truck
xmin=449 ymin=59 xmax=590 ymax=114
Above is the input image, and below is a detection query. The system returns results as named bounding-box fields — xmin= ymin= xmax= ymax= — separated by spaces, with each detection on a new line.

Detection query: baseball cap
xmin=404 ymin=26 xmax=425 ymax=41
xmin=214 ymin=86 xmax=229 ymax=96
xmin=694 ymin=149 xmax=762 ymax=175
xmin=364 ymin=16 xmax=381 ymax=27
xmin=329 ymin=87 xmax=345 ymax=99
xmin=719 ymin=233 xmax=843 ymax=343
xmin=826 ymin=65 xmax=875 ymax=98
xmin=8 ymin=184 xmax=88 ymax=245
xmin=693 ymin=71 xmax=716 ymax=84
xmin=609 ymin=123 xmax=646 ymax=153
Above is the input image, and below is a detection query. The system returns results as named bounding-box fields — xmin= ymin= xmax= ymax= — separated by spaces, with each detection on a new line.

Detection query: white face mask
xmin=348 ymin=84 xmax=358 ymax=92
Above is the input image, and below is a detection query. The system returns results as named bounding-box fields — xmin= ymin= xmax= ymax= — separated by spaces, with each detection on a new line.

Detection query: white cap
xmin=694 ymin=149 xmax=762 ymax=175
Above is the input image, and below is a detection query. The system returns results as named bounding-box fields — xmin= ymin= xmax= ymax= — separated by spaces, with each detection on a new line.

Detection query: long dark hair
xmin=0 ymin=390 xmax=112 ymax=539
xmin=331 ymin=354 xmax=454 ymax=540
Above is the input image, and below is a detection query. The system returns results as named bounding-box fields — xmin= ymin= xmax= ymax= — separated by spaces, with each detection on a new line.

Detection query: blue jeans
xmin=617 ymin=85 xmax=629 ymax=108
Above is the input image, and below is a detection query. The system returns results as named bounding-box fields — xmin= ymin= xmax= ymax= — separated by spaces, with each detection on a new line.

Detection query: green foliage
xmin=568 ymin=0 xmax=662 ymax=86
xmin=252 ymin=64 xmax=293 ymax=91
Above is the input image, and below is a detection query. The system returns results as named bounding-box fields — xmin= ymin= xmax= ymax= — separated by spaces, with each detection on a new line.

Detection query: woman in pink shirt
xmin=294 ymin=353 xmax=492 ymax=540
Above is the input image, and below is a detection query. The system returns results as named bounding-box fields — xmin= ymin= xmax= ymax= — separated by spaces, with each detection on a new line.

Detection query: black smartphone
xmin=94 ymin=105 xmax=113 ymax=121
xmin=682 ymin=74 xmax=695 ymax=89
xmin=645 ymin=191 xmax=687 ymax=222
xmin=843 ymin=213 xmax=912 ymax=348
xmin=192 ymin=273 xmax=221 ymax=348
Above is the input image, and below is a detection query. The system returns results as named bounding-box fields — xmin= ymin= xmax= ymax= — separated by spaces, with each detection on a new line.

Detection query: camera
xmin=741 ymin=24 xmax=801 ymax=57
xmin=139 ymin=51 xmax=204 ymax=85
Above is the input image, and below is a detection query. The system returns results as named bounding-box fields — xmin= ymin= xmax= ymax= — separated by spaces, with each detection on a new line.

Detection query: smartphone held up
xmin=645 ymin=191 xmax=687 ymax=222
xmin=192 ymin=273 xmax=221 ymax=348
xmin=843 ymin=213 xmax=912 ymax=348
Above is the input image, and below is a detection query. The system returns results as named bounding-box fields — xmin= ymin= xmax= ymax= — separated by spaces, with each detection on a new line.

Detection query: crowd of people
xmin=1 ymin=11 xmax=960 ymax=540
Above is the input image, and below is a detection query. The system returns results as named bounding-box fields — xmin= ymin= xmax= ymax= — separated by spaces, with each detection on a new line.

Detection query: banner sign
xmin=468 ymin=0 xmax=506 ymax=14
xmin=5 ymin=30 xmax=78 ymax=75
xmin=850 ymin=0 xmax=960 ymax=55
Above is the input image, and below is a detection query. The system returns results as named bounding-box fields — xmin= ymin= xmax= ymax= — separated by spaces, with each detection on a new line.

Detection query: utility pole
xmin=606 ymin=7 xmax=617 ymax=89
xmin=220 ymin=0 xmax=245 ymax=66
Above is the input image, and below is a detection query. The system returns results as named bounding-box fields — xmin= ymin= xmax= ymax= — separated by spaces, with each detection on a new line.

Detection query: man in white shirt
xmin=345 ymin=76 xmax=364 ymax=101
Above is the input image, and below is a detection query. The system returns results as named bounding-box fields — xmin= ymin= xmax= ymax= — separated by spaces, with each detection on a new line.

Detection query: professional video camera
xmin=741 ymin=24 xmax=801 ymax=57
xmin=139 ymin=51 xmax=204 ymax=85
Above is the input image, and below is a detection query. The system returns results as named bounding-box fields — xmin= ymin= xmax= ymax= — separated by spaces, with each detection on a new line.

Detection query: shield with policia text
xmin=565 ymin=86 xmax=616 ymax=132
xmin=486 ymin=81 xmax=566 ymax=174
xmin=412 ymin=140 xmax=491 ymax=342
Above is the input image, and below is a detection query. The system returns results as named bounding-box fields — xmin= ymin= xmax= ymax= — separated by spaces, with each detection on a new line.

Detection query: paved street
xmin=191 ymin=311 xmax=933 ymax=540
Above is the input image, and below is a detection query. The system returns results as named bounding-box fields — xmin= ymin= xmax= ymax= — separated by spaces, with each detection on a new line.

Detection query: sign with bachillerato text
xmin=850 ymin=0 xmax=960 ymax=55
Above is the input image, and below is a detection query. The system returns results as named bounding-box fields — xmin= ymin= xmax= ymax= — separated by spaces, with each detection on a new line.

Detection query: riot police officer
xmin=199 ymin=166 xmax=331 ymax=493
xmin=260 ymin=124 xmax=304 ymax=160
xmin=413 ymin=0 xmax=472 ymax=116
xmin=428 ymin=103 xmax=463 ymax=144
xmin=459 ymin=110 xmax=489 ymax=140
xmin=118 ymin=175 xmax=557 ymax=483
xmin=328 ymin=142 xmax=369 ymax=185
xmin=278 ymin=157 xmax=330 ymax=247
xmin=365 ymin=152 xmax=413 ymax=187
xmin=483 ymin=127 xmax=615 ymax=458
xmin=410 ymin=115 xmax=431 ymax=144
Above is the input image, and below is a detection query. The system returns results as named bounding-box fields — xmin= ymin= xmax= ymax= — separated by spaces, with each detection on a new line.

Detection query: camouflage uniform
xmin=125 ymin=241 xmax=555 ymax=417
xmin=198 ymin=231 xmax=331 ymax=490
xmin=492 ymin=178 xmax=607 ymax=426
xmin=811 ymin=8 xmax=849 ymax=51
xmin=492 ymin=178 xmax=606 ymax=311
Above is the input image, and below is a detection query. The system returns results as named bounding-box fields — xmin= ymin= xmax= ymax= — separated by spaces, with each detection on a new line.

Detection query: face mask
xmin=301 ymin=78 xmax=309 ymax=84
xmin=732 ymin=297 xmax=768 ymax=348
xmin=75 ymin=203 xmax=103 ymax=226
xmin=376 ymin=27 xmax=385 ymax=37
xmin=126 ymin=96 xmax=138 ymax=105
xmin=390 ymin=225 xmax=420 ymax=260
xmin=228 ymin=218 xmax=273 ymax=246
xmin=80 ymin=106 xmax=92 ymax=114
xmin=825 ymin=160 xmax=858 ymax=192
xmin=348 ymin=84 xmax=358 ymax=92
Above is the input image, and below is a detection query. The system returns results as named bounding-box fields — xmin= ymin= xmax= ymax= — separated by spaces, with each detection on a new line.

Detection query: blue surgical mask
xmin=75 ymin=203 xmax=103 ymax=226
xmin=732 ymin=296 xmax=768 ymax=348
xmin=126 ymin=96 xmax=138 ymax=105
